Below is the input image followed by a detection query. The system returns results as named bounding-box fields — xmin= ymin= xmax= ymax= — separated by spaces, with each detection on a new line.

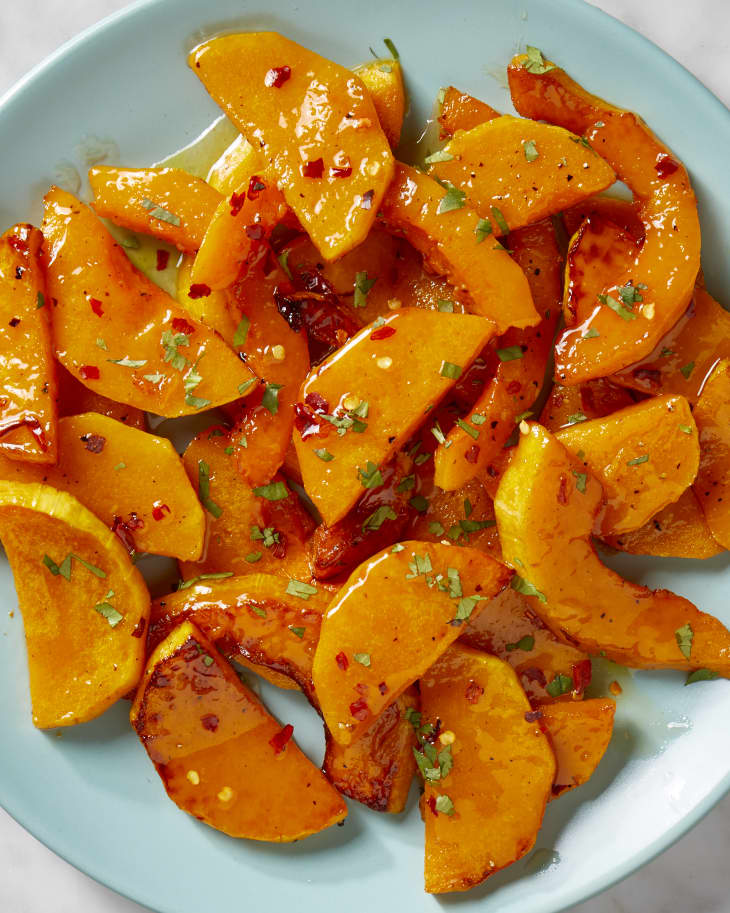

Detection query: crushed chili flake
xmin=370 ymin=325 xmax=396 ymax=341
xmin=301 ymin=158 xmax=324 ymax=179
xmin=111 ymin=515 xmax=139 ymax=554
xmin=8 ymin=235 xmax=28 ymax=253
xmin=245 ymin=224 xmax=265 ymax=241
xmin=230 ymin=191 xmax=246 ymax=217
xmin=89 ymin=297 xmax=104 ymax=317
xmin=378 ymin=681 xmax=389 ymax=695
xmin=247 ymin=175 xmax=266 ymax=200
xmin=349 ymin=698 xmax=370 ymax=721
xmin=81 ymin=433 xmax=106 ymax=453
xmin=557 ymin=474 xmax=569 ymax=505
xmin=655 ymin=153 xmax=679 ymax=179
xmin=507 ymin=380 xmax=522 ymax=394
xmin=8 ymin=317 xmax=20 ymax=327
xmin=131 ymin=616 xmax=147 ymax=638
xmin=171 ymin=316 xmax=195 ymax=335
xmin=156 ymin=249 xmax=170 ymax=271
xmin=335 ymin=651 xmax=349 ymax=671
xmin=524 ymin=709 xmax=543 ymax=723
xmin=306 ymin=392 xmax=329 ymax=413
xmin=264 ymin=65 xmax=291 ymax=88
xmin=80 ymin=365 xmax=100 ymax=380
xmin=465 ymin=680 xmax=484 ymax=704
xmin=464 ymin=444 xmax=480 ymax=464
xmin=426 ymin=795 xmax=438 ymax=816
xmin=361 ymin=189 xmax=374 ymax=209
xmin=188 ymin=284 xmax=211 ymax=299
xmin=571 ymin=659 xmax=592 ymax=694
xmin=330 ymin=165 xmax=352 ymax=178
xmin=201 ymin=713 xmax=219 ymax=732
xmin=152 ymin=501 xmax=171 ymax=521
xmin=269 ymin=723 xmax=294 ymax=753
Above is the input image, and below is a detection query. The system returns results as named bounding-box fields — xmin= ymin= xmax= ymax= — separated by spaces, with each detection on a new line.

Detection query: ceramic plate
xmin=1 ymin=1 xmax=730 ymax=911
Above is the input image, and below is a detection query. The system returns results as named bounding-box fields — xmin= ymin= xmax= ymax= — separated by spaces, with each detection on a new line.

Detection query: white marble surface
xmin=0 ymin=1 xmax=729 ymax=911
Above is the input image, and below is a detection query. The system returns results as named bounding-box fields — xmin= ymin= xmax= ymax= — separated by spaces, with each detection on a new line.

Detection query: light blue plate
xmin=1 ymin=1 xmax=730 ymax=911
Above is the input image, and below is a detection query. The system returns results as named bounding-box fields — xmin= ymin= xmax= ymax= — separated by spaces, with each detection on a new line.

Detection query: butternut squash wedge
xmin=190 ymin=32 xmax=394 ymax=261
xmin=0 ymin=224 xmax=57 ymax=463
xmin=420 ymin=646 xmax=555 ymax=893
xmin=0 ymin=481 xmax=150 ymax=728
xmin=693 ymin=359 xmax=730 ymax=548
xmin=541 ymin=698 xmax=615 ymax=799
xmin=494 ymin=423 xmax=730 ymax=674
xmin=56 ymin=363 xmax=146 ymax=430
xmin=508 ymin=53 xmax=701 ymax=382
xmin=354 ymin=58 xmax=406 ymax=150
xmin=540 ymin=377 xmax=639 ymax=431
xmin=131 ymin=620 xmax=347 ymax=841
xmin=41 ymin=187 xmax=252 ymax=417
xmin=312 ymin=541 xmax=511 ymax=745
xmin=437 ymin=86 xmax=500 ymax=136
xmin=206 ymin=134 xmax=262 ymax=196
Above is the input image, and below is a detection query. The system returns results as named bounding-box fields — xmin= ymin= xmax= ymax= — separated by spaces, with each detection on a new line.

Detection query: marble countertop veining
xmin=0 ymin=1 xmax=729 ymax=912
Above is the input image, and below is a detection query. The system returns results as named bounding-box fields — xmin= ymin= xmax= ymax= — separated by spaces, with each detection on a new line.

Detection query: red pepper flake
xmin=464 ymin=444 xmax=480 ymax=464
xmin=465 ymin=680 xmax=484 ymax=704
xmin=171 ymin=316 xmax=195 ymax=335
xmin=111 ymin=515 xmax=139 ymax=554
xmin=349 ymin=698 xmax=370 ymax=721
xmin=378 ymin=681 xmax=389 ymax=695
xmin=7 ymin=235 xmax=28 ymax=253
xmin=370 ymin=325 xmax=396 ymax=341
xmin=426 ymin=795 xmax=438 ymax=816
xmin=89 ymin=297 xmax=104 ymax=317
xmin=131 ymin=616 xmax=147 ymax=639
xmin=335 ymin=651 xmax=349 ymax=671
xmin=264 ymin=66 xmax=291 ymax=88
xmin=152 ymin=501 xmax=171 ymax=521
xmin=301 ymin=158 xmax=324 ymax=179
xmin=507 ymin=380 xmax=522 ymax=394
xmin=524 ymin=709 xmax=543 ymax=723
xmin=269 ymin=723 xmax=294 ymax=754
xmin=571 ymin=659 xmax=592 ymax=695
xmin=354 ymin=682 xmax=369 ymax=696
xmin=188 ymin=284 xmax=211 ymax=299
xmin=330 ymin=165 xmax=352 ymax=178
xmin=156 ymin=249 xmax=170 ymax=271
xmin=361 ymin=189 xmax=374 ymax=210
xmin=229 ymin=192 xmax=245 ymax=217
xmin=247 ymin=175 xmax=266 ymax=200
xmin=245 ymin=224 xmax=265 ymax=241
xmin=8 ymin=317 xmax=20 ymax=327
xmin=305 ymin=392 xmax=329 ymax=413
xmin=81 ymin=433 xmax=106 ymax=454
xmin=655 ymin=153 xmax=679 ymax=179
xmin=80 ymin=365 xmax=100 ymax=380
xmin=557 ymin=474 xmax=569 ymax=505
xmin=201 ymin=713 xmax=219 ymax=732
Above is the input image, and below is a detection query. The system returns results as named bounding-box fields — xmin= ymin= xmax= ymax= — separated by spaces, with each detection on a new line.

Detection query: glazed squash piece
xmin=433 ymin=218 xmax=562 ymax=490
xmin=602 ymin=488 xmax=723 ymax=560
xmin=379 ymin=163 xmax=539 ymax=332
xmin=540 ymin=376 xmax=639 ymax=431
xmin=508 ymin=53 xmax=701 ymax=382
xmin=56 ymin=363 xmax=146 ymax=430
xmin=0 ymin=224 xmax=57 ymax=463
xmin=323 ymin=687 xmax=418 ymax=813
xmin=429 ymin=116 xmax=616 ymax=233
xmin=354 ymin=57 xmax=406 ymax=150
xmin=176 ymin=255 xmax=238 ymax=341
xmin=555 ymin=394 xmax=700 ymax=536
xmin=294 ymin=309 xmax=495 ymax=526
xmin=420 ymin=646 xmax=555 ymax=894
xmin=614 ymin=287 xmax=730 ymax=406
xmin=147 ymin=574 xmax=328 ymax=700
xmin=541 ymin=698 xmax=616 ymax=799
xmin=190 ymin=31 xmax=394 ymax=261
xmin=89 ymin=166 xmax=223 ymax=252
xmin=131 ymin=620 xmax=347 ymax=841
xmin=692 ymin=359 xmax=730 ymax=548
xmin=561 ymin=193 xmax=644 ymax=241
xmin=206 ymin=134 xmax=263 ymax=196
xmin=459 ymin=587 xmax=592 ymax=703
xmin=41 ymin=187 xmax=253 ymax=417
xmin=0 ymin=481 xmax=150 ymax=728
xmin=494 ymin=423 xmax=730 ymax=674
xmin=437 ymin=86 xmax=500 ymax=136
xmin=179 ymin=427 xmax=314 ymax=583
xmin=312 ymin=541 xmax=511 ymax=746
xmin=0 ymin=413 xmax=205 ymax=561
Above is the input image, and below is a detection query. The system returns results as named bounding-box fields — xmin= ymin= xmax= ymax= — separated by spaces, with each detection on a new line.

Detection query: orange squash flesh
xmin=89 ymin=166 xmax=223 ymax=252
xmin=41 ymin=187 xmax=252 ymax=417
xmin=555 ymin=394 xmax=700 ymax=536
xmin=179 ymin=427 xmax=314 ymax=584
xmin=614 ymin=287 xmax=730 ymax=406
xmin=323 ymin=687 xmax=418 ymax=813
xmin=434 ymin=218 xmax=562 ymax=490
xmin=494 ymin=423 xmax=730 ymax=674
xmin=420 ymin=646 xmax=555 ymax=894
xmin=438 ymin=86 xmax=501 ymax=136
xmin=206 ymin=135 xmax=263 ymax=196
xmin=378 ymin=163 xmax=538 ymax=332
xmin=0 ymin=413 xmax=205 ymax=561
xmin=508 ymin=55 xmax=701 ymax=383
xmin=602 ymin=488 xmax=723 ymax=560
xmin=561 ymin=194 xmax=644 ymax=242
xmin=294 ymin=309 xmax=495 ymax=527
xmin=312 ymin=541 xmax=511 ymax=746
xmin=540 ymin=377 xmax=639 ymax=431
xmin=430 ymin=116 xmax=616 ymax=233
xmin=693 ymin=359 xmax=730 ymax=548
xmin=0 ymin=224 xmax=57 ymax=463
xmin=190 ymin=32 xmax=394 ymax=262
xmin=459 ymin=587 xmax=591 ymax=703
xmin=56 ymin=364 xmax=146 ymax=430
xmin=541 ymin=698 xmax=616 ymax=799
xmin=131 ymin=620 xmax=347 ymax=841
xmin=147 ymin=574 xmax=328 ymax=701
xmin=354 ymin=58 xmax=406 ymax=150
xmin=0 ymin=481 xmax=150 ymax=728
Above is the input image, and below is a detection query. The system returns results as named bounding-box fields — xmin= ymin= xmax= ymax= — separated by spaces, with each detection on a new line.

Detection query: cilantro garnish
xmin=233 ymin=316 xmax=250 ymax=347
xmin=523 ymin=139 xmax=539 ymax=162
xmin=43 ymin=553 xmax=106 ymax=580
xmin=141 ymin=198 xmax=181 ymax=226
xmin=685 ymin=668 xmax=719 ymax=685
xmin=618 ymin=282 xmax=646 ymax=305
xmin=238 ymin=378 xmax=256 ymax=395
xmin=680 ymin=361 xmax=695 ymax=379
xmin=583 ymin=327 xmax=600 ymax=338
xmin=250 ymin=525 xmax=280 ymax=548
xmin=523 ymin=46 xmax=555 ymax=75
xmin=437 ymin=299 xmax=455 ymax=312
xmin=566 ymin=412 xmax=587 ymax=425
xmin=277 ymin=249 xmax=293 ymax=279
xmin=245 ymin=551 xmax=262 ymax=563
xmin=598 ymin=293 xmax=637 ymax=321
xmin=626 ymin=454 xmax=649 ymax=467
xmin=36 ymin=291 xmax=45 ymax=309
xmin=108 ymin=357 xmax=147 ymax=368
xmin=161 ymin=329 xmax=190 ymax=371
xmin=475 ymin=217 xmax=493 ymax=243
xmin=437 ymin=182 xmax=466 ymax=214
xmin=546 ymin=673 xmax=573 ymax=697
xmin=353 ymin=652 xmax=371 ymax=667
xmin=456 ymin=418 xmax=479 ymax=440
xmin=678 ymin=424 xmax=692 ymax=434
xmin=425 ymin=149 xmax=454 ymax=165
xmin=94 ymin=590 xmax=123 ymax=628
xmin=286 ymin=579 xmax=318 ymax=600
xmin=434 ymin=794 xmax=455 ymax=816
xmin=358 ymin=461 xmax=383 ymax=489
xmin=262 ymin=383 xmax=283 ymax=415
xmin=491 ymin=206 xmax=509 ymax=235
xmin=289 ymin=626 xmax=305 ymax=639
xmin=440 ymin=361 xmax=462 ymax=380
xmin=177 ymin=571 xmax=233 ymax=591
xmin=354 ymin=271 xmax=377 ymax=308
xmin=253 ymin=481 xmax=289 ymax=501
xmin=409 ymin=495 xmax=429 ymax=513
xmin=429 ymin=521 xmax=445 ymax=536
xmin=362 ymin=505 xmax=397 ymax=532
xmin=510 ymin=575 xmax=547 ymax=602
xmin=572 ymin=470 xmax=587 ymax=493
xmin=506 ymin=634 xmax=535 ymax=652
xmin=497 ymin=345 xmax=524 ymax=362
xmin=396 ymin=475 xmax=415 ymax=492
xmin=197 ymin=460 xmax=222 ymax=517
xmin=314 ymin=448 xmax=334 ymax=461
xmin=675 ymin=622 xmax=693 ymax=659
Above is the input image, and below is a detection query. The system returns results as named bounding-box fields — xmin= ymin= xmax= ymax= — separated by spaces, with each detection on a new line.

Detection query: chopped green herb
xmin=514 ymin=410 xmax=532 ymax=423
xmin=679 ymin=424 xmax=693 ymax=434
xmin=497 ymin=345 xmax=524 ymax=362
xmin=197 ymin=460 xmax=222 ymax=517
xmin=685 ymin=668 xmax=719 ymax=685
xmin=161 ymin=329 xmax=190 ymax=372
xmin=238 ymin=378 xmax=256 ymax=395
xmin=113 ymin=461 xmax=126 ymax=471
xmin=286 ymin=579 xmax=318 ymax=600
xmin=440 ymin=360 xmax=462 ymax=380
xmin=475 ymin=217 xmax=492 ymax=243
xmin=253 ymin=481 xmax=289 ymax=501
xmin=245 ymin=551 xmax=262 ymax=563
xmin=353 ymin=652 xmax=371 ymax=667
xmin=202 ymin=654 xmax=215 ymax=667
xmin=409 ymin=495 xmax=429 ymax=513
xmin=94 ymin=597 xmax=123 ymax=628
xmin=572 ymin=470 xmax=587 ymax=493
xmin=250 ymin=525 xmax=280 ymax=548
xmin=617 ymin=282 xmax=645 ymax=305
xmin=434 ymin=794 xmax=455 ymax=816
xmin=96 ymin=337 xmax=108 ymax=350
xmin=313 ymin=448 xmax=334 ymax=461
xmin=224 ymin=445 xmax=234 ymax=455
xmin=289 ymin=626 xmax=306 ymax=639
xmin=233 ymin=316 xmax=250 ymax=347
xmin=566 ymin=412 xmax=587 ymax=425
xmin=437 ymin=182 xmax=466 ymax=214
xmin=262 ymin=382 xmax=283 ymax=415
xmin=675 ymin=622 xmax=693 ymax=660
xmin=141 ymin=198 xmax=181 ymax=226
xmin=523 ymin=46 xmax=555 ymax=75
xmin=626 ymin=454 xmax=649 ymax=467
xmin=108 ymin=356 xmax=147 ymax=368
xmin=353 ymin=271 xmax=377 ymax=308
xmin=425 ymin=149 xmax=455 ymax=165
xmin=362 ymin=505 xmax=397 ymax=532
xmin=453 ymin=594 xmax=484 ymax=622
xmin=406 ymin=552 xmax=433 ymax=579
xmin=510 ymin=575 xmax=547 ymax=602
xmin=491 ymin=206 xmax=509 ymax=235
xmin=36 ymin=291 xmax=45 ymax=309
xmin=680 ymin=361 xmax=695 ymax=379
xmin=660 ymin=347 xmax=674 ymax=358
xmin=42 ymin=554 xmax=72 ymax=580
xmin=251 ymin=605 xmax=267 ymax=618
xmin=546 ymin=673 xmax=573 ymax=697
xmin=437 ymin=298 xmax=455 ymax=312
xmin=523 ymin=139 xmax=539 ymax=162
xmin=506 ymin=635 xmax=535 ymax=652
xmin=277 ymin=249 xmax=293 ymax=279
xmin=397 ymin=475 xmax=415 ymax=492
xmin=358 ymin=461 xmax=383 ymax=489
xmin=143 ymin=372 xmax=165 ymax=383
xmin=456 ymin=418 xmax=479 ymax=440
xmin=431 ymin=422 xmax=448 ymax=445
xmin=429 ymin=521 xmax=445 ymax=536
xmin=471 ymin=414 xmax=487 ymax=425
xmin=598 ymin=293 xmax=637 ymax=321
xmin=414 ymin=452 xmax=431 ymax=465
xmin=391 ymin=543 xmax=405 ymax=553
xmin=185 ymin=394 xmax=211 ymax=409
xmin=177 ymin=571 xmax=234 ymax=591
xmin=583 ymin=327 xmax=600 ymax=338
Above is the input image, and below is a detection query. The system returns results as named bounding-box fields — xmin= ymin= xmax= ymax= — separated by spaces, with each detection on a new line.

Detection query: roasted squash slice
xmin=542 ymin=698 xmax=616 ymax=799
xmin=437 ymin=86 xmax=500 ymax=136
xmin=354 ymin=58 xmax=406 ymax=150
xmin=693 ymin=359 xmax=730 ymax=549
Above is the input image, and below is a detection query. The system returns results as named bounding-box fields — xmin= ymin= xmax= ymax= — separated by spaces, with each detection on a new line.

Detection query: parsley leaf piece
xmin=238 ymin=378 xmax=256 ymax=395
xmin=262 ymin=382 xmax=283 ymax=415
xmin=497 ymin=345 xmax=524 ymax=362
xmin=233 ymin=316 xmax=250 ymax=347
xmin=675 ymin=622 xmax=694 ymax=660
xmin=185 ymin=394 xmax=211 ymax=409
xmin=454 ymin=594 xmax=484 ymax=622
xmin=598 ymin=293 xmax=637 ymax=321
xmin=353 ymin=271 xmax=377 ymax=308
xmin=618 ymin=283 xmax=644 ymax=305
xmin=510 ymin=575 xmax=547 ymax=602
xmin=245 ymin=551 xmax=262 ymax=563
xmin=36 ymin=291 xmax=46 ymax=309
xmin=506 ymin=634 xmax=535 ymax=652
xmin=475 ymin=217 xmax=492 ymax=243
xmin=523 ymin=139 xmax=539 ymax=162
xmin=685 ymin=668 xmax=719 ymax=685
xmin=391 ymin=543 xmax=405 ymax=553
xmin=396 ymin=475 xmax=415 ymax=492
xmin=143 ymin=372 xmax=165 ymax=383
xmin=583 ymin=327 xmax=600 ymax=338
xmin=456 ymin=418 xmax=479 ymax=440
xmin=447 ymin=567 xmax=462 ymax=599
xmin=546 ymin=673 xmax=573 ymax=697
xmin=437 ymin=298 xmax=455 ymax=312
xmin=435 ymin=794 xmax=455 ymax=816
xmin=313 ymin=448 xmax=334 ymax=462
xmin=94 ymin=600 xmax=123 ymax=627
xmin=425 ymin=149 xmax=455 ymax=165
xmin=437 ymin=182 xmax=466 ymax=214
xmin=353 ymin=652 xmax=371 ymax=667
xmin=491 ymin=206 xmax=509 ymax=235
xmin=160 ymin=329 xmax=190 ymax=372
xmin=108 ymin=357 xmax=147 ymax=368
xmin=362 ymin=505 xmax=397 ymax=532
xmin=96 ymin=337 xmax=108 ymax=350
xmin=289 ymin=625 xmax=306 ymax=639
xmin=197 ymin=460 xmax=223 ymax=517
xmin=286 ymin=579 xmax=318 ymax=600
xmin=141 ymin=198 xmax=181 ymax=226
xmin=471 ymin=414 xmax=487 ymax=425
xmin=429 ymin=521 xmax=445 ymax=536
xmin=678 ymin=424 xmax=693 ymax=434
xmin=277 ymin=249 xmax=293 ymax=279
xmin=253 ymin=481 xmax=289 ymax=501
xmin=572 ymin=470 xmax=587 ymax=493
xmin=358 ymin=461 xmax=384 ymax=489
xmin=409 ymin=495 xmax=429 ymax=513
xmin=177 ymin=571 xmax=234 ymax=591
xmin=680 ymin=361 xmax=695 ymax=379
xmin=566 ymin=412 xmax=587 ymax=425
xmin=440 ymin=361 xmax=462 ymax=380
xmin=626 ymin=454 xmax=649 ymax=467
xmin=523 ymin=46 xmax=555 ymax=75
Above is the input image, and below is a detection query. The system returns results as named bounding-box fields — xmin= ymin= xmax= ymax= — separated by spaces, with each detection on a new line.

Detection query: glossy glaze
xmin=541 ymin=698 xmax=615 ymax=798
xmin=438 ymin=86 xmax=501 ymax=136
xmin=352 ymin=58 xmax=406 ymax=150
xmin=693 ymin=359 xmax=730 ymax=548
